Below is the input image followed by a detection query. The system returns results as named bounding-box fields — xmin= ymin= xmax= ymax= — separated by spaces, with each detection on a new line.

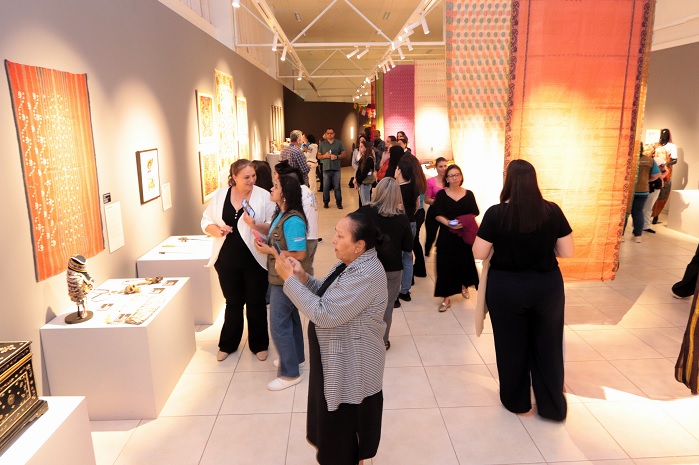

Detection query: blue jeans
xmin=269 ymin=284 xmax=304 ymax=377
xmin=400 ymin=222 xmax=417 ymax=294
xmin=359 ymin=183 xmax=372 ymax=205
xmin=322 ymin=169 xmax=342 ymax=206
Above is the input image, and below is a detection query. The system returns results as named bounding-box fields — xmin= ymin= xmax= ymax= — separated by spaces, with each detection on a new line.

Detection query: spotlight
xmin=375 ymin=71 xmax=379 ymax=80
xmin=272 ymin=32 xmax=278 ymax=51
xmin=397 ymin=47 xmax=405 ymax=60
xmin=232 ymin=0 xmax=240 ymax=8
xmin=356 ymin=47 xmax=369 ymax=59
xmin=297 ymin=69 xmax=303 ymax=81
xmin=420 ymin=13 xmax=430 ymax=34
xmin=347 ymin=46 xmax=359 ymax=59
xmin=398 ymin=29 xmax=414 ymax=42
xmin=391 ymin=41 xmax=396 ymax=50
xmin=389 ymin=57 xmax=395 ymax=68
xmin=281 ymin=46 xmax=287 ymax=61
xmin=405 ymin=38 xmax=414 ymax=51
xmin=404 ymin=21 xmax=420 ymax=33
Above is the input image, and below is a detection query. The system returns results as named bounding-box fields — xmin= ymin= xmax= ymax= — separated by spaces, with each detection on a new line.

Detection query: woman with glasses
xmin=430 ymin=164 xmax=480 ymax=312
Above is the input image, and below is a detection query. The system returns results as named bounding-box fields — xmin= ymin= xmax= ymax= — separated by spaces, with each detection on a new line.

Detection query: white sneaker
xmin=273 ymin=359 xmax=305 ymax=369
xmin=267 ymin=376 xmax=301 ymax=391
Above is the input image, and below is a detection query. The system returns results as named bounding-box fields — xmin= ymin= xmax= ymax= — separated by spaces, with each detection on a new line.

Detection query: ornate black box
xmin=0 ymin=341 xmax=48 ymax=453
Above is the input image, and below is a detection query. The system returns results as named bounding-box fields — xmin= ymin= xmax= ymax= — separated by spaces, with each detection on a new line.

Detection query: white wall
xmin=0 ymin=0 xmax=283 ymax=393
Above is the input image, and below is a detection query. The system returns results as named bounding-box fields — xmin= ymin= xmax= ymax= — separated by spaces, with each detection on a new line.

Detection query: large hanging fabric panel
xmin=5 ymin=60 xmax=104 ymax=282
xmin=383 ymin=64 xmax=415 ymax=148
xmin=446 ymin=1 xmax=512 ymax=212
xmin=505 ymin=0 xmax=655 ymax=281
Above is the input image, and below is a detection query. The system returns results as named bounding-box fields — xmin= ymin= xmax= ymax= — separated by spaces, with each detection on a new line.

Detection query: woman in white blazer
xmin=275 ymin=212 xmax=387 ymax=465
xmin=201 ymin=159 xmax=276 ymax=362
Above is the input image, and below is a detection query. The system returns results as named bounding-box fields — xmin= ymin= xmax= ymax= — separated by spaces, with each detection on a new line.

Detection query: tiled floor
xmin=91 ymin=169 xmax=699 ymax=464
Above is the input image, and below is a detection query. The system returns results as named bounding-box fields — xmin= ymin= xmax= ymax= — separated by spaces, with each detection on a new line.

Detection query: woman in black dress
xmin=430 ymin=164 xmax=480 ymax=312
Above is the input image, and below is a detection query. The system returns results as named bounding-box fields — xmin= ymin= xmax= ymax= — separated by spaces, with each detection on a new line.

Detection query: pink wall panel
xmin=383 ymin=64 xmax=415 ymax=154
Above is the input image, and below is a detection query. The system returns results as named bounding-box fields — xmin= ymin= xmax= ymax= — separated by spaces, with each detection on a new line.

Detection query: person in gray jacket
xmin=275 ymin=211 xmax=387 ymax=465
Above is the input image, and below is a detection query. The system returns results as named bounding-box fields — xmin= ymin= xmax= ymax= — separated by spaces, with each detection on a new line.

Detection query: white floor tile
xmin=425 ymin=365 xmax=500 ymax=407
xmin=382 ymin=366 xmax=438 ymax=409
xmin=90 ymin=420 xmax=139 ymax=465
xmin=159 ymin=372 xmax=232 ymax=416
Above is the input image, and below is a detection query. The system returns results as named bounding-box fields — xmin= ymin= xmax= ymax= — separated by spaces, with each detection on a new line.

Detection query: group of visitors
xmin=201 ymin=121 xmax=584 ymax=463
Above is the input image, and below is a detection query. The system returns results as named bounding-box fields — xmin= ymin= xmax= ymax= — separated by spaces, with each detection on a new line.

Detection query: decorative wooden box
xmin=0 ymin=341 xmax=48 ymax=452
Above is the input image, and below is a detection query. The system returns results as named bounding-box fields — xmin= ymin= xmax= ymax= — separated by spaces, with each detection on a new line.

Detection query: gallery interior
xmin=2 ymin=0 xmax=699 ymax=464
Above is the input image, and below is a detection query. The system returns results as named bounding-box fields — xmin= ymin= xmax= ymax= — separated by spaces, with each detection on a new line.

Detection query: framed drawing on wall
xmin=196 ymin=90 xmax=214 ymax=143
xmin=199 ymin=150 xmax=219 ymax=203
xmin=136 ymin=148 xmax=161 ymax=204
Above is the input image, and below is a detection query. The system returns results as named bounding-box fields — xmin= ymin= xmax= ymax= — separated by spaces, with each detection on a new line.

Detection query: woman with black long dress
xmin=430 ymin=164 xmax=480 ymax=312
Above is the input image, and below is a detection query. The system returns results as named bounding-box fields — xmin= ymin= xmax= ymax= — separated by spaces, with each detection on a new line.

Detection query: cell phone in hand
xmin=252 ymin=230 xmax=266 ymax=242
xmin=241 ymin=198 xmax=255 ymax=218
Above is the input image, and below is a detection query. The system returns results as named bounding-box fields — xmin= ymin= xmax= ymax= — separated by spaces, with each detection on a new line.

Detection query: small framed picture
xmin=196 ymin=90 xmax=215 ymax=144
xmin=163 ymin=279 xmax=179 ymax=286
xmin=150 ymin=287 xmax=165 ymax=294
xmin=136 ymin=149 xmax=161 ymax=204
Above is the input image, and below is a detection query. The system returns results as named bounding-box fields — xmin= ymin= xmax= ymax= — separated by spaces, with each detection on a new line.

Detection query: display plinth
xmin=136 ymin=235 xmax=224 ymax=325
xmin=667 ymin=190 xmax=699 ymax=239
xmin=0 ymin=396 xmax=95 ymax=465
xmin=40 ymin=278 xmax=195 ymax=420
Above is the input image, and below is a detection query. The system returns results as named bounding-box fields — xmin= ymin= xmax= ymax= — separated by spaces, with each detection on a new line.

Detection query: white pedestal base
xmin=41 ymin=278 xmax=195 ymax=420
xmin=137 ymin=235 xmax=224 ymax=325
xmin=0 ymin=396 xmax=95 ymax=465
xmin=667 ymin=190 xmax=699 ymax=238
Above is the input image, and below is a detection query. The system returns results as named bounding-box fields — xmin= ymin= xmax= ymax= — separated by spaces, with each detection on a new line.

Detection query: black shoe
xmin=644 ymin=228 xmax=656 ymax=233
xmin=398 ymin=292 xmax=411 ymax=302
xmin=652 ymin=216 xmax=658 ymax=225
xmin=385 ymin=340 xmax=391 ymax=351
xmin=318 ymin=237 xmax=323 ymax=243
xmin=393 ymin=299 xmax=401 ymax=308
xmin=337 ymin=204 xmax=343 ymax=209
xmin=324 ymin=203 xmax=329 ymax=209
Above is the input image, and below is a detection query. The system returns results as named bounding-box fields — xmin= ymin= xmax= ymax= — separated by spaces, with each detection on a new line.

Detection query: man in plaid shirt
xmin=280 ymin=129 xmax=310 ymax=186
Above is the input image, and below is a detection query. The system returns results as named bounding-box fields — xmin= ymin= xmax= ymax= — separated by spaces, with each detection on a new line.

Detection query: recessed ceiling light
xmin=382 ymin=12 xmax=391 ymax=21
xmin=294 ymin=12 xmax=301 ymax=21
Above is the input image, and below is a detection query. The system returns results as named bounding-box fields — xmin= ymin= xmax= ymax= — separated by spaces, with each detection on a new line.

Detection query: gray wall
xmin=644 ymin=42 xmax=699 ymax=191
xmin=0 ymin=0 xmax=283 ymax=393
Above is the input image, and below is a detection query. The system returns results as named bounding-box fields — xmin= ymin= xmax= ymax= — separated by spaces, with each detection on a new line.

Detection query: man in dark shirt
xmin=318 ymin=128 xmax=346 ymax=209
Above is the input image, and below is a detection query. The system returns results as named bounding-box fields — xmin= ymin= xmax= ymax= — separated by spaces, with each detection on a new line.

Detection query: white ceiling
xmin=166 ymin=0 xmax=699 ymax=103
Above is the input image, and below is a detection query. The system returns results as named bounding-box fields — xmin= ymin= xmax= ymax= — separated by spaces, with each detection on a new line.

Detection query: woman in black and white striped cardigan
xmin=276 ymin=212 xmax=387 ymax=465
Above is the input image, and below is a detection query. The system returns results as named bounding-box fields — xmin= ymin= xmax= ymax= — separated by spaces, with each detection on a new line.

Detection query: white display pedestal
xmin=0 ymin=396 xmax=95 ymax=465
xmin=667 ymin=190 xmax=699 ymax=238
xmin=40 ymin=278 xmax=195 ymax=420
xmin=136 ymin=235 xmax=223 ymax=325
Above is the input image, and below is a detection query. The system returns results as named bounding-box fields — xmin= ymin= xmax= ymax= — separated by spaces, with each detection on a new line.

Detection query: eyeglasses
xmin=446 ymin=173 xmax=461 ymax=179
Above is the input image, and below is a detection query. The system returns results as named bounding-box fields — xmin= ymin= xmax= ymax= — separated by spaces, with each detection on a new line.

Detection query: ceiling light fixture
xmin=405 ymin=38 xmax=414 ymax=51
xmin=356 ymin=47 xmax=369 ymax=59
xmin=232 ymin=0 xmax=240 ymax=8
xmin=375 ymin=71 xmax=379 ymax=80
xmin=404 ymin=21 xmax=420 ymax=33
xmin=272 ymin=32 xmax=278 ymax=51
xmin=294 ymin=12 xmax=302 ymax=21
xmin=420 ymin=13 xmax=430 ymax=35
xmin=297 ymin=69 xmax=303 ymax=80
xmin=391 ymin=41 xmax=396 ymax=51
xmin=398 ymin=47 xmax=405 ymax=59
xmin=347 ymin=46 xmax=359 ymax=59
xmin=382 ymin=12 xmax=391 ymax=21
xmin=281 ymin=46 xmax=287 ymax=61
xmin=398 ymin=29 xmax=414 ymax=42
xmin=389 ymin=57 xmax=396 ymax=68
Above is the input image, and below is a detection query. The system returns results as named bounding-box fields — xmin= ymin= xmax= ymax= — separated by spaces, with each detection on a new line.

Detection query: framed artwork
xmin=236 ymin=97 xmax=250 ymax=159
xmin=196 ymin=90 xmax=214 ymax=143
xmin=199 ymin=150 xmax=219 ymax=203
xmin=215 ymin=70 xmax=237 ymax=168
xmin=271 ymin=105 xmax=283 ymax=150
xmin=136 ymin=149 xmax=161 ymax=204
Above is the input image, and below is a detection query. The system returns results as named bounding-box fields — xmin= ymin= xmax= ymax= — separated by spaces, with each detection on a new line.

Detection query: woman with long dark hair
xmin=354 ymin=139 xmax=376 ymax=206
xmin=254 ymin=175 xmax=310 ymax=391
xmin=473 ymin=159 xmax=574 ymax=421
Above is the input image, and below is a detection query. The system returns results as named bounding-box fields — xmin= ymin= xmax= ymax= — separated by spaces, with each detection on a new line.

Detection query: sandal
xmin=438 ymin=301 xmax=451 ymax=312
xmin=385 ymin=340 xmax=391 ymax=350
xmin=462 ymin=287 xmax=470 ymax=299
